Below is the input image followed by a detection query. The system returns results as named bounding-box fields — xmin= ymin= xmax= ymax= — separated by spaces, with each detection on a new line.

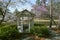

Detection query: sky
xmin=0 ymin=0 xmax=52 ymax=13
xmin=8 ymin=0 xmax=36 ymax=13
xmin=0 ymin=0 xmax=49 ymax=13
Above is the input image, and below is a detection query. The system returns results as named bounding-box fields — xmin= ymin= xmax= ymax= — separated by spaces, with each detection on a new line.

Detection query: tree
xmin=0 ymin=0 xmax=11 ymax=24
xmin=54 ymin=2 xmax=60 ymax=29
xmin=46 ymin=0 xmax=60 ymax=28
xmin=41 ymin=0 xmax=46 ymax=6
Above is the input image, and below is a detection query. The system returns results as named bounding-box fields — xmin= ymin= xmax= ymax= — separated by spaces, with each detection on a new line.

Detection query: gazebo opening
xmin=16 ymin=9 xmax=35 ymax=33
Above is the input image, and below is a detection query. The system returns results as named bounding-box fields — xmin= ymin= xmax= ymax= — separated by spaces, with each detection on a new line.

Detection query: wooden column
xmin=17 ymin=17 xmax=19 ymax=26
xmin=28 ymin=16 xmax=30 ymax=32
xmin=17 ymin=17 xmax=22 ymax=32
xmin=21 ymin=17 xmax=23 ymax=32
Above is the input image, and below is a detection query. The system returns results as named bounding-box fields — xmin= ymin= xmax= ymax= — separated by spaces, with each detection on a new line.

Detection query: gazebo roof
xmin=16 ymin=9 xmax=35 ymax=17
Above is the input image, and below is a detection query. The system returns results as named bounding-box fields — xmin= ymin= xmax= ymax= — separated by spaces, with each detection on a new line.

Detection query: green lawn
xmin=34 ymin=19 xmax=59 ymax=26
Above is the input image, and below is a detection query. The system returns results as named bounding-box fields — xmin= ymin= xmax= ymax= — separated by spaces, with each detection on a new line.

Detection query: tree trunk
xmin=0 ymin=15 xmax=5 ymax=24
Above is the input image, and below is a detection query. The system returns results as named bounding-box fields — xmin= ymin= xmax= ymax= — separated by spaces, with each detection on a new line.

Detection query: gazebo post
xmin=17 ymin=17 xmax=23 ymax=32
xmin=28 ymin=16 xmax=30 ymax=32
xmin=21 ymin=17 xmax=24 ymax=32
xmin=17 ymin=17 xmax=19 ymax=26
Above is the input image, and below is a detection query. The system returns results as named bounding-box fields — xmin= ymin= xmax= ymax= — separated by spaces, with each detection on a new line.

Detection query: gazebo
xmin=16 ymin=9 xmax=35 ymax=33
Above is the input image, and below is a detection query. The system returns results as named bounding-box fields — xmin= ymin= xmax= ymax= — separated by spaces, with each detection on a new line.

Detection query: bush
xmin=30 ymin=26 xmax=51 ymax=38
xmin=34 ymin=22 xmax=45 ymax=26
xmin=0 ymin=24 xmax=19 ymax=39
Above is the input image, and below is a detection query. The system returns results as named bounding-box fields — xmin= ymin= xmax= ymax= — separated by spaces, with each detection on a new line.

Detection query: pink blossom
xmin=32 ymin=5 xmax=48 ymax=12
xmin=36 ymin=6 xmax=48 ymax=12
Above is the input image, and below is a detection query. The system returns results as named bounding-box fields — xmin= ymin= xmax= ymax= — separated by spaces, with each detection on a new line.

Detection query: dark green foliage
xmin=0 ymin=24 xmax=32 ymax=40
xmin=23 ymin=24 xmax=28 ymax=30
xmin=0 ymin=24 xmax=19 ymax=39
xmin=30 ymin=26 xmax=51 ymax=38
xmin=34 ymin=23 xmax=45 ymax=26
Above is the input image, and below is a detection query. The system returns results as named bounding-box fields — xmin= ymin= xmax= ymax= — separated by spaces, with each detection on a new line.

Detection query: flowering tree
xmin=32 ymin=0 xmax=47 ymax=18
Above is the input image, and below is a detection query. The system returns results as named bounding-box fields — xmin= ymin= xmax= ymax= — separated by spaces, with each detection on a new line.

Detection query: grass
xmin=34 ymin=19 xmax=58 ymax=26
xmin=34 ymin=19 xmax=59 ymax=22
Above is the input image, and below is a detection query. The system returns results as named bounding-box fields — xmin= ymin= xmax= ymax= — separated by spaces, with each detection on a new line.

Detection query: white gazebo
xmin=16 ymin=9 xmax=35 ymax=33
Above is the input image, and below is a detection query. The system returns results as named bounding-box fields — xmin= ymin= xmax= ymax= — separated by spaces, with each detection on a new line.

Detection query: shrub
xmin=0 ymin=24 xmax=19 ymax=39
xmin=30 ymin=26 xmax=51 ymax=38
xmin=34 ymin=22 xmax=45 ymax=26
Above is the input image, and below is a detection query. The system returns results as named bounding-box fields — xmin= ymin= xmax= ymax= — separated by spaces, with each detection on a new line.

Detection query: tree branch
xmin=0 ymin=0 xmax=11 ymax=24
